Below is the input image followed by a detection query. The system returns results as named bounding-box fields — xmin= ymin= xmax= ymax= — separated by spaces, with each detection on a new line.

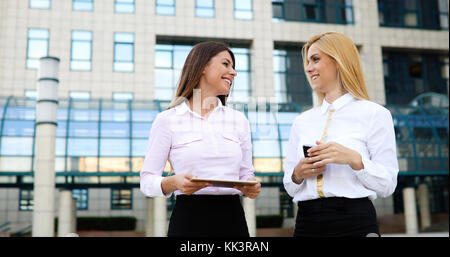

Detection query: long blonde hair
xmin=302 ymin=32 xmax=370 ymax=105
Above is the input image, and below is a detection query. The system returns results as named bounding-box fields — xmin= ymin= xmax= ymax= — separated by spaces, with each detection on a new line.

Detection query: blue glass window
xmin=132 ymin=123 xmax=152 ymax=138
xmin=383 ymin=51 xmax=449 ymax=105
xmin=73 ymin=189 xmax=88 ymax=210
xmin=1 ymin=137 xmax=34 ymax=156
xmin=113 ymin=92 xmax=133 ymax=101
xmin=69 ymin=122 xmax=98 ymax=137
xmin=235 ymin=0 xmax=253 ymax=20
xmin=114 ymin=33 xmax=135 ymax=72
xmin=229 ymin=47 xmax=251 ymax=102
xmin=2 ymin=120 xmax=35 ymax=136
xmin=196 ymin=0 xmax=214 ymax=18
xmin=274 ymin=46 xmax=311 ymax=107
xmin=115 ymin=0 xmax=134 ymax=13
xmin=30 ymin=0 xmax=50 ymax=9
xmin=132 ymin=110 xmax=159 ymax=122
xmin=68 ymin=138 xmax=98 ymax=156
xmin=73 ymin=0 xmax=93 ymax=11
xmin=132 ymin=139 xmax=148 ymax=156
xmin=156 ymin=0 xmax=175 ymax=15
xmin=100 ymin=139 xmax=130 ymax=156
xmin=71 ymin=31 xmax=92 ymax=71
xmin=26 ymin=28 xmax=49 ymax=69
xmin=101 ymin=109 xmax=129 ymax=122
xmin=272 ymin=0 xmax=354 ymax=24
xmin=5 ymin=107 xmax=35 ymax=120
xmin=378 ymin=0 xmax=448 ymax=30
xmin=154 ymin=44 xmax=191 ymax=101
xmin=101 ymin=122 xmax=130 ymax=138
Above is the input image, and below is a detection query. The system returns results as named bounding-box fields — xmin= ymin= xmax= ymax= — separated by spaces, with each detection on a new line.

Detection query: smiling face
xmin=200 ymin=50 xmax=237 ymax=97
xmin=305 ymin=43 xmax=339 ymax=94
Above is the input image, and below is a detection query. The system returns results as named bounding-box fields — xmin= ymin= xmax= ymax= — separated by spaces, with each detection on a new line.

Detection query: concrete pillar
xmin=146 ymin=197 xmax=154 ymax=237
xmin=153 ymin=196 xmax=167 ymax=237
xmin=417 ymin=183 xmax=431 ymax=230
xmin=243 ymin=197 xmax=256 ymax=237
xmin=403 ymin=187 xmax=418 ymax=234
xmin=58 ymin=190 xmax=75 ymax=237
xmin=71 ymin=197 xmax=77 ymax=234
xmin=32 ymin=56 xmax=60 ymax=237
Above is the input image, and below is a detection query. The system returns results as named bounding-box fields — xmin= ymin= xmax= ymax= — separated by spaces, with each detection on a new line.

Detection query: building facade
xmin=0 ymin=0 xmax=448 ymax=235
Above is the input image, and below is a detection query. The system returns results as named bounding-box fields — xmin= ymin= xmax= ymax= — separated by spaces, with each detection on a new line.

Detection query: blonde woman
xmin=284 ymin=32 xmax=399 ymax=237
xmin=140 ymin=41 xmax=261 ymax=237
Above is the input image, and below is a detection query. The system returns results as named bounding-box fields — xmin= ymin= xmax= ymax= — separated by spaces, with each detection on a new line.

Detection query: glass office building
xmin=0 ymin=95 xmax=448 ymax=219
xmin=0 ymin=0 xmax=448 ymax=234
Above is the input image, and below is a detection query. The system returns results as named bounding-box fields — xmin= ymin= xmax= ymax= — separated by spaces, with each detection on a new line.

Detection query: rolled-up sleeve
xmin=140 ymin=114 xmax=173 ymax=198
xmin=283 ymin=117 xmax=304 ymax=198
xmin=355 ymin=107 xmax=399 ymax=198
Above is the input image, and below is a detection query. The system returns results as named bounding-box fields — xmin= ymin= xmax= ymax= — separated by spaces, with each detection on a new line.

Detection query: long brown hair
xmin=302 ymin=32 xmax=370 ymax=105
xmin=167 ymin=41 xmax=235 ymax=109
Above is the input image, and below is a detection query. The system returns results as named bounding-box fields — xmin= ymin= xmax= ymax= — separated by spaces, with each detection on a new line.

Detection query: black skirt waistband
xmin=298 ymin=197 xmax=370 ymax=209
xmin=176 ymin=194 xmax=240 ymax=203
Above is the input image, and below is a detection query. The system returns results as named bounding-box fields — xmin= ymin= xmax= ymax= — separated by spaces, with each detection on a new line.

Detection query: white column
xmin=146 ymin=197 xmax=154 ymax=237
xmin=153 ymin=197 xmax=167 ymax=237
xmin=58 ymin=190 xmax=74 ymax=237
xmin=243 ymin=197 xmax=256 ymax=237
xmin=71 ymin=197 xmax=77 ymax=234
xmin=32 ymin=56 xmax=60 ymax=237
xmin=403 ymin=187 xmax=418 ymax=234
xmin=418 ymin=183 xmax=431 ymax=230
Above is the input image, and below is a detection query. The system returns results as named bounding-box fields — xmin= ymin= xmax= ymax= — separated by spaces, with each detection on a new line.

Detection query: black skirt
xmin=294 ymin=197 xmax=380 ymax=237
xmin=167 ymin=194 xmax=250 ymax=237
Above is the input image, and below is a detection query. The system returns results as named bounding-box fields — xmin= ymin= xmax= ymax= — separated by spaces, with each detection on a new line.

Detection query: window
xmin=196 ymin=0 xmax=214 ymax=18
xmin=70 ymin=31 xmax=92 ymax=71
xmin=383 ymin=51 xmax=449 ymax=105
xmin=115 ymin=0 xmax=134 ymax=13
xmin=378 ymin=0 xmax=448 ymax=30
xmin=229 ymin=48 xmax=251 ymax=102
xmin=156 ymin=0 xmax=175 ymax=15
xmin=73 ymin=0 xmax=93 ymax=11
xmin=30 ymin=0 xmax=50 ymax=9
xmin=19 ymin=189 xmax=34 ymax=211
xmin=113 ymin=92 xmax=134 ymax=101
xmin=235 ymin=0 xmax=253 ymax=20
xmin=25 ymin=90 xmax=37 ymax=99
xmin=70 ymin=91 xmax=91 ymax=100
xmin=154 ymin=42 xmax=251 ymax=102
xmin=437 ymin=0 xmax=449 ymax=29
xmin=272 ymin=0 xmax=284 ymax=21
xmin=272 ymin=0 xmax=354 ymax=24
xmin=154 ymin=44 xmax=191 ymax=101
xmin=114 ymin=32 xmax=134 ymax=72
xmin=111 ymin=189 xmax=132 ymax=209
xmin=273 ymin=45 xmax=312 ymax=107
xmin=72 ymin=189 xmax=88 ymax=210
xmin=26 ymin=28 xmax=49 ymax=69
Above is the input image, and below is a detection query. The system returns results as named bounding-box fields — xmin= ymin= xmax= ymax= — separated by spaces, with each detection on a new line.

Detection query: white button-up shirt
xmin=140 ymin=99 xmax=255 ymax=198
xmin=284 ymin=93 xmax=399 ymax=202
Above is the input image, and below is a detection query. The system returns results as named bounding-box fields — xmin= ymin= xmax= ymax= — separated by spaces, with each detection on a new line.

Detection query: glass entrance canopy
xmin=0 ymin=96 xmax=448 ymax=187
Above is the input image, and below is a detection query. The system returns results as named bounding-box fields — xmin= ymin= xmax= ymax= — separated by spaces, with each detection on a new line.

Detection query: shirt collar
xmin=320 ymin=93 xmax=355 ymax=114
xmin=174 ymin=97 xmax=224 ymax=116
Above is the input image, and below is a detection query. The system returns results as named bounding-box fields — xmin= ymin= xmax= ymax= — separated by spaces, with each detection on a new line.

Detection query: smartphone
xmin=303 ymin=145 xmax=314 ymax=157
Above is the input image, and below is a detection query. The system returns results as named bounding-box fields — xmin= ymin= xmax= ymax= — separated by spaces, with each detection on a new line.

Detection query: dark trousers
xmin=294 ymin=197 xmax=380 ymax=237
xmin=167 ymin=194 xmax=250 ymax=237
